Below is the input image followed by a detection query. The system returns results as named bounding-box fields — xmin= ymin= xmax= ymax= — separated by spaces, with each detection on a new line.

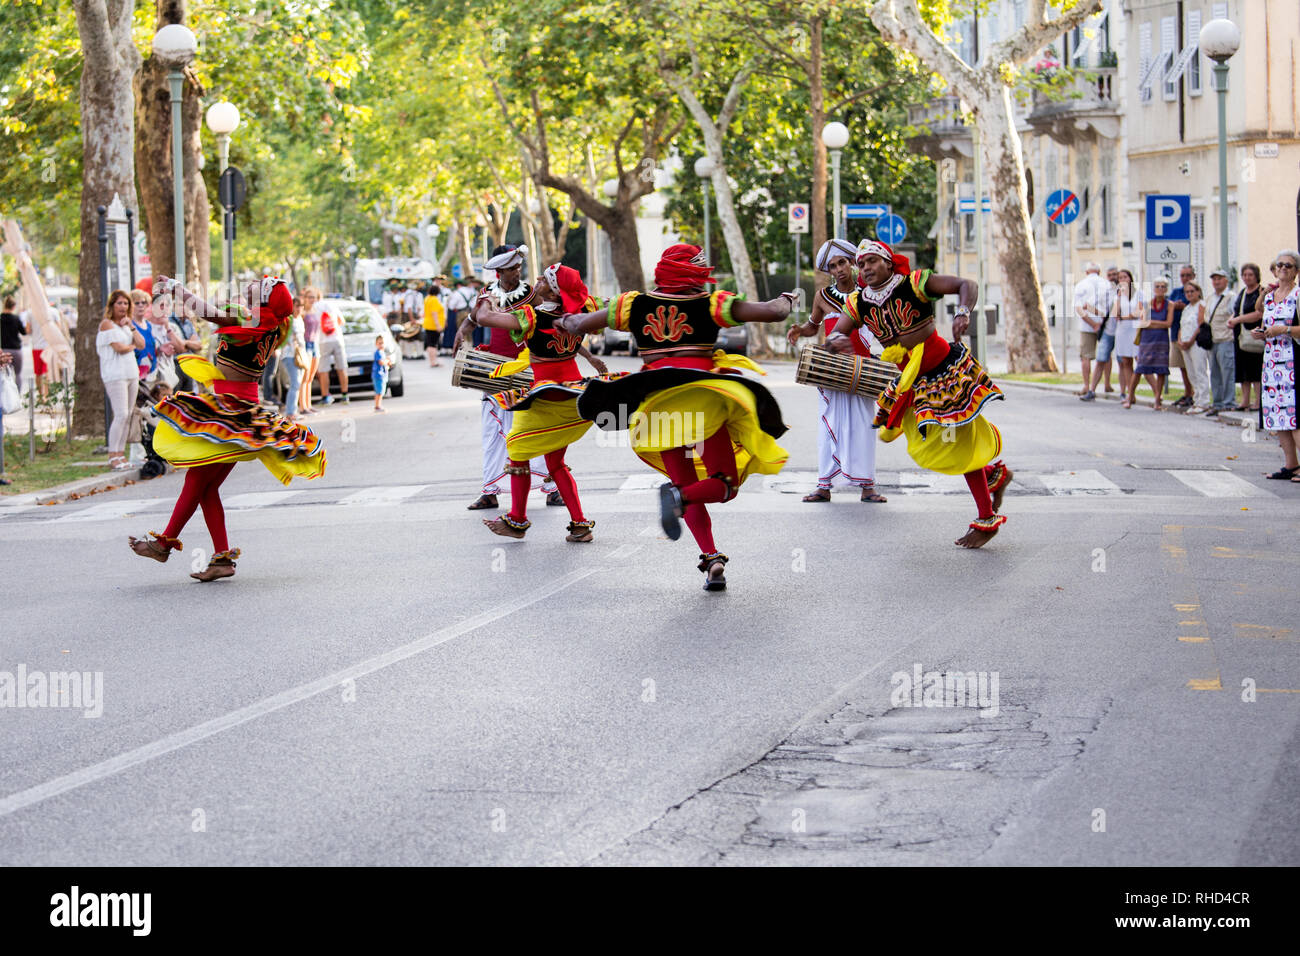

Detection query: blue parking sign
xmin=1145 ymin=194 xmax=1191 ymax=241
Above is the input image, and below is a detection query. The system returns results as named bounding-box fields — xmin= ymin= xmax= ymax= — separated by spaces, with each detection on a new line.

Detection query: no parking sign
xmin=787 ymin=203 xmax=809 ymax=234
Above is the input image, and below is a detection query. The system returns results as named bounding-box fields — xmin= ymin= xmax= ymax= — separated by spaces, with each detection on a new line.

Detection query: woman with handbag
xmin=1112 ymin=269 xmax=1142 ymax=408
xmin=1229 ymin=262 xmax=1265 ymax=411
xmin=1130 ymin=277 xmax=1173 ymax=411
xmin=1176 ymin=282 xmax=1211 ymax=412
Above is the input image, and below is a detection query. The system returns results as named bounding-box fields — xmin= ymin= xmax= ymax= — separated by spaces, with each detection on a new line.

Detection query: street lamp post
xmin=694 ymin=156 xmax=715 ymax=265
xmin=152 ymin=24 xmax=198 ymax=292
xmin=822 ymin=122 xmax=849 ymax=241
xmin=205 ymin=100 xmax=240 ymax=302
xmin=1201 ymin=18 xmax=1241 ymax=274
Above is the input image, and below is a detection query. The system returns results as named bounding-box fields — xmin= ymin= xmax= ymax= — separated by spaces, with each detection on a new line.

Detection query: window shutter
xmin=1161 ymin=17 xmax=1177 ymax=101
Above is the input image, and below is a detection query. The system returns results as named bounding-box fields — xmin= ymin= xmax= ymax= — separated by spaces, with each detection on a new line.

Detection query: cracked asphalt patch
xmin=595 ymin=697 xmax=1110 ymax=866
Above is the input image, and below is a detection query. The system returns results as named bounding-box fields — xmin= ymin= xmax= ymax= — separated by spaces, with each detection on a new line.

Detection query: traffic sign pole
xmin=972 ymin=124 xmax=987 ymax=365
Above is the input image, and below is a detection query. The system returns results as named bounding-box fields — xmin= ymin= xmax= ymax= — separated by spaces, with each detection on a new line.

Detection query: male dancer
xmin=787 ymin=237 xmax=887 ymax=503
xmin=453 ymin=244 xmax=559 ymax=509
xmin=829 ymin=239 xmax=1012 ymax=548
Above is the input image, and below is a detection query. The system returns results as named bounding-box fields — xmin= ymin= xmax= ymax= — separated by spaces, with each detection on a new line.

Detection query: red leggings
xmin=658 ymin=426 xmax=740 ymax=554
xmin=507 ymin=447 xmax=585 ymax=523
xmin=163 ymin=462 xmax=236 ymax=552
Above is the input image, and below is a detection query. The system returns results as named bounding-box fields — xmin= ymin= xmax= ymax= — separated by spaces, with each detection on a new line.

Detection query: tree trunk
xmin=708 ymin=164 xmax=758 ymax=300
xmin=604 ymin=210 xmax=645 ymax=292
xmin=134 ymin=1 xmax=203 ymax=288
xmin=72 ymin=0 xmax=140 ymax=437
xmin=976 ymin=86 xmax=1059 ymax=373
xmin=458 ymin=222 xmax=474 ymax=277
xmin=808 ymin=15 xmax=828 ymax=290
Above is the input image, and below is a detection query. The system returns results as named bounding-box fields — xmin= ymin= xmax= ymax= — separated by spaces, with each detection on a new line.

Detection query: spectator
xmin=1112 ymin=269 xmax=1141 ymax=408
xmin=22 ymin=306 xmax=49 ymax=400
xmin=445 ymin=278 xmax=472 ymax=353
xmin=1166 ymin=265 xmax=1196 ymax=406
xmin=281 ymin=296 xmax=307 ymax=422
xmin=166 ymin=293 xmax=202 ymax=393
xmin=0 ymin=296 xmax=25 ymax=384
xmin=314 ymin=290 xmax=349 ymax=404
xmin=381 ymin=280 xmax=401 ymax=325
xmin=422 ymin=278 xmax=446 ymax=367
xmin=371 ymin=334 xmax=390 ymax=413
xmin=96 ymin=289 xmax=145 ymax=471
xmin=1175 ymin=281 xmax=1211 ymax=413
xmin=1202 ymin=267 xmax=1236 ymax=415
xmin=403 ymin=281 xmax=424 ymax=331
xmin=1229 ymin=262 xmax=1265 ymax=412
xmin=299 ymin=287 xmax=322 ymax=414
xmin=1130 ymin=276 xmax=1172 ymax=411
xmin=1256 ymin=249 xmax=1299 ymax=481
xmin=128 ymin=289 xmax=156 ymax=380
xmin=1073 ymin=262 xmax=1109 ymax=398
xmin=0 ymin=350 xmax=10 ymax=484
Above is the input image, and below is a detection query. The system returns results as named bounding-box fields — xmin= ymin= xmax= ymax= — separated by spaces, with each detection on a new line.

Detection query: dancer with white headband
xmin=787 ymin=237 xmax=887 ymax=503
xmin=829 ymin=239 xmax=1012 ymax=548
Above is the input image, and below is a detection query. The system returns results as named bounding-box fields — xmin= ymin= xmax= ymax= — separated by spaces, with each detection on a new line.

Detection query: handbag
xmin=0 ymin=366 xmax=21 ymax=415
xmin=1195 ymin=320 xmax=1213 ymax=349
xmin=152 ymin=353 xmax=180 ymax=390
xmin=293 ymin=345 xmax=309 ymax=370
xmin=1235 ymin=290 xmax=1266 ymax=353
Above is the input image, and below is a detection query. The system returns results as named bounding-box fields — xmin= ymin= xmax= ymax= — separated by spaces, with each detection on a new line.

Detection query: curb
xmin=1000 ymin=379 xmax=1255 ymax=426
xmin=0 ymin=468 xmax=144 ymax=508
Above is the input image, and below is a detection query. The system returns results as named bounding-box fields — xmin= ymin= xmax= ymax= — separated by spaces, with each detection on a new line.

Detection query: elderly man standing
xmin=1074 ymin=262 xmax=1110 ymax=401
xmin=1203 ymin=267 xmax=1237 ymax=415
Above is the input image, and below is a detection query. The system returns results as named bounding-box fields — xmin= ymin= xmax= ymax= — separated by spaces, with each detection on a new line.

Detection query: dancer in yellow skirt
xmin=128 ymin=276 xmax=326 ymax=580
xmin=469 ymin=264 xmax=611 ymax=542
xmin=828 ymin=239 xmax=1012 ymax=548
xmin=557 ymin=244 xmax=795 ymax=590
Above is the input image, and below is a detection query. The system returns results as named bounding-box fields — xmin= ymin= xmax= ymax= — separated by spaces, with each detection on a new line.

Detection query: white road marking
xmin=0 ymin=567 xmax=601 ymax=820
xmin=52 ymin=499 xmax=164 ymax=523
xmin=1039 ymin=470 xmax=1122 ymax=496
xmin=337 ymin=485 xmax=428 ymax=505
xmin=882 ymin=471 xmax=970 ymax=494
xmin=638 ymin=525 xmax=664 ymax=537
xmin=618 ymin=474 xmax=664 ymax=493
xmin=606 ymin=543 xmax=642 ymax=560
xmin=223 ymin=490 xmax=304 ymax=510
xmin=1168 ymin=470 xmax=1273 ymax=498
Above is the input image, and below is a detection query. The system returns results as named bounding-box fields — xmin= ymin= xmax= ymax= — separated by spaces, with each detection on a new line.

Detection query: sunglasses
xmin=1277 ymin=262 xmax=1298 ymax=270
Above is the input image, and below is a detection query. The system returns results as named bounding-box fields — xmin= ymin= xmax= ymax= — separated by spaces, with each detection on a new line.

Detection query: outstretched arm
xmin=555 ymin=308 xmax=609 ymax=335
xmin=732 ymin=291 xmax=796 ymax=324
xmin=471 ymin=294 xmax=524 ymax=331
xmin=578 ymin=345 xmax=607 ymax=375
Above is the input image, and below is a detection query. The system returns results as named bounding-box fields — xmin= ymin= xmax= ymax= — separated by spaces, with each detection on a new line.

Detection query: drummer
xmin=828 ymin=239 xmax=1012 ymax=548
xmin=787 ymin=237 xmax=887 ymax=503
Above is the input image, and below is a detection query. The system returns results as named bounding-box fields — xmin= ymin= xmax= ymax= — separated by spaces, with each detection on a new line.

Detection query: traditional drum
xmin=795 ymin=346 xmax=895 ymax=398
xmin=450 ymin=348 xmax=535 ymax=392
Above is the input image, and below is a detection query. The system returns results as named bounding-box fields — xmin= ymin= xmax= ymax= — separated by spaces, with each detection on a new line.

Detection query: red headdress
xmin=220 ymin=276 xmax=293 ymax=340
xmin=544 ymin=264 xmax=591 ymax=314
xmin=654 ymin=243 xmax=715 ymax=293
xmin=856 ymin=238 xmax=911 ymax=277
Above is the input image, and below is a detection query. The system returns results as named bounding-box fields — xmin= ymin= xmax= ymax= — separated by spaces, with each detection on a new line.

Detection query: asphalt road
xmin=1 ymin=350 xmax=1296 ymax=865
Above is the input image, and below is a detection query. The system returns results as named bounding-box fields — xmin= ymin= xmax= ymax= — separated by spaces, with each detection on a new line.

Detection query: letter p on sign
xmin=1145 ymin=194 xmax=1191 ymax=241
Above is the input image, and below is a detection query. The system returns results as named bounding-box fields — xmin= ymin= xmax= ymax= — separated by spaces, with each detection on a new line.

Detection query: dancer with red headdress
xmin=128 ymin=276 xmax=326 ymax=580
xmin=467 ymin=264 xmax=612 ymax=542
xmin=828 ymin=239 xmax=1012 ymax=548
xmin=557 ymin=244 xmax=796 ymax=590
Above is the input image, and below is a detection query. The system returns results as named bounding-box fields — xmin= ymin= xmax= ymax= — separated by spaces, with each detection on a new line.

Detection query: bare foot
xmin=991 ymin=466 xmax=1014 ymax=512
xmin=955 ymin=526 xmax=999 ymax=548
xmin=483 ymin=516 xmax=527 ymax=538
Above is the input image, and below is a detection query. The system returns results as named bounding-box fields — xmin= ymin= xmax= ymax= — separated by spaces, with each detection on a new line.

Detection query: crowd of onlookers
xmin=381 ymin=276 xmax=483 ymax=366
xmin=1072 ymin=251 xmax=1300 ymax=481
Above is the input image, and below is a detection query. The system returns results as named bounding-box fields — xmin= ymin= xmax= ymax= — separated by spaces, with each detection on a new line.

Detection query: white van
xmin=352 ymin=258 xmax=435 ymax=310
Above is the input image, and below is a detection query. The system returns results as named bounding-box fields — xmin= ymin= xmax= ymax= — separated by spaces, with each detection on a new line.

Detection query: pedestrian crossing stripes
xmin=1 ymin=468 xmax=1286 ymax=524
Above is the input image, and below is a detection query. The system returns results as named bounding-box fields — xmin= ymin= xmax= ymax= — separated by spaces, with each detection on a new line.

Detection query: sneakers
xmin=1079 ymin=391 xmax=1096 ymax=402
xmin=322 ymin=396 xmax=335 ymax=406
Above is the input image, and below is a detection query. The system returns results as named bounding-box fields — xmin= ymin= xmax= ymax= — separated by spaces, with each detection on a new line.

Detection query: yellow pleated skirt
xmin=505 ymin=397 xmax=593 ymax=460
xmin=899 ymin=407 xmax=1002 ymax=475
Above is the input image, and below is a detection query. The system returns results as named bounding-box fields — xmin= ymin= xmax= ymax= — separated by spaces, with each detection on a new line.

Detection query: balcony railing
xmin=1028 ymin=66 xmax=1118 ymax=119
xmin=906 ymin=95 xmax=969 ymax=135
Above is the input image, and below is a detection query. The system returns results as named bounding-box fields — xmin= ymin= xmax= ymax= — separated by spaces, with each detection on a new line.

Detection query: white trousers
xmin=1181 ymin=341 xmax=1211 ymax=405
xmin=816 ymin=387 xmax=876 ymax=488
xmin=480 ymin=399 xmax=554 ymax=494
xmin=104 ymin=377 xmax=139 ymax=453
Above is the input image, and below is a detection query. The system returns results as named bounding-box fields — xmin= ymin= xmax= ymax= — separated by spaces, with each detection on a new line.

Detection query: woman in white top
xmin=281 ymin=296 xmax=307 ymax=421
xmin=96 ymin=289 xmax=145 ymax=470
xmin=1111 ymin=269 xmax=1142 ymax=407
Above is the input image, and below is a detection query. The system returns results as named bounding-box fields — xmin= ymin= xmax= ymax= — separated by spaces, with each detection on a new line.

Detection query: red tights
xmin=164 ymin=462 xmax=236 ymax=552
xmin=507 ymin=448 xmax=585 ymax=523
xmin=658 ymin=427 xmax=740 ymax=554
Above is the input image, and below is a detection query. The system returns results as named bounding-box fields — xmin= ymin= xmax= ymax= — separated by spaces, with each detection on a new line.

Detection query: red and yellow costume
xmin=133 ymin=278 xmax=326 ymax=573
xmin=576 ymin=244 xmax=789 ymax=579
xmin=842 ymin=243 xmax=1010 ymax=534
xmin=484 ymin=265 xmax=609 ymax=540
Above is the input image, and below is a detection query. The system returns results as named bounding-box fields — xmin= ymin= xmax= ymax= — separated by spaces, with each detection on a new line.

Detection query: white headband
xmin=856 ymin=239 xmax=892 ymax=263
xmin=815 ymin=239 xmax=857 ymax=273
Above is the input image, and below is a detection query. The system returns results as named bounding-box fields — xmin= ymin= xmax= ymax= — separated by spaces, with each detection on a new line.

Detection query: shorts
xmin=424 ymin=329 xmax=441 ymax=349
xmin=372 ymin=373 xmax=388 ymax=395
xmin=1168 ymin=343 xmax=1185 ymax=369
xmin=1079 ymin=330 xmax=1098 ymax=360
xmin=304 ymin=341 xmax=318 ymax=357
xmin=1095 ymin=332 xmax=1116 ymax=363
xmin=319 ymin=337 xmax=347 ymax=373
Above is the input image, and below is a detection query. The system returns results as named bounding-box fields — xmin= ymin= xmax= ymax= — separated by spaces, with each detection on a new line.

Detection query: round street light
xmin=694 ymin=158 xmax=716 ymax=266
xmin=602 ymin=179 xmax=620 ymax=199
xmin=152 ymin=24 xmax=198 ymax=65
xmin=426 ymin=224 xmax=440 ymax=238
xmin=1199 ymin=18 xmax=1241 ymax=62
xmin=694 ymin=156 xmax=716 ymax=179
xmin=370 ymin=238 xmax=381 ymax=251
xmin=821 ymin=121 xmax=849 ymax=151
xmin=205 ymin=101 xmax=240 ymax=135
xmin=346 ymin=244 xmax=358 ymax=256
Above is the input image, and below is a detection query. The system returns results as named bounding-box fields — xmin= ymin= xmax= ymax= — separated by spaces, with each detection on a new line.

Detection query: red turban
xmin=544 ymin=264 xmax=591 ymax=314
xmin=654 ymin=243 xmax=715 ymax=293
